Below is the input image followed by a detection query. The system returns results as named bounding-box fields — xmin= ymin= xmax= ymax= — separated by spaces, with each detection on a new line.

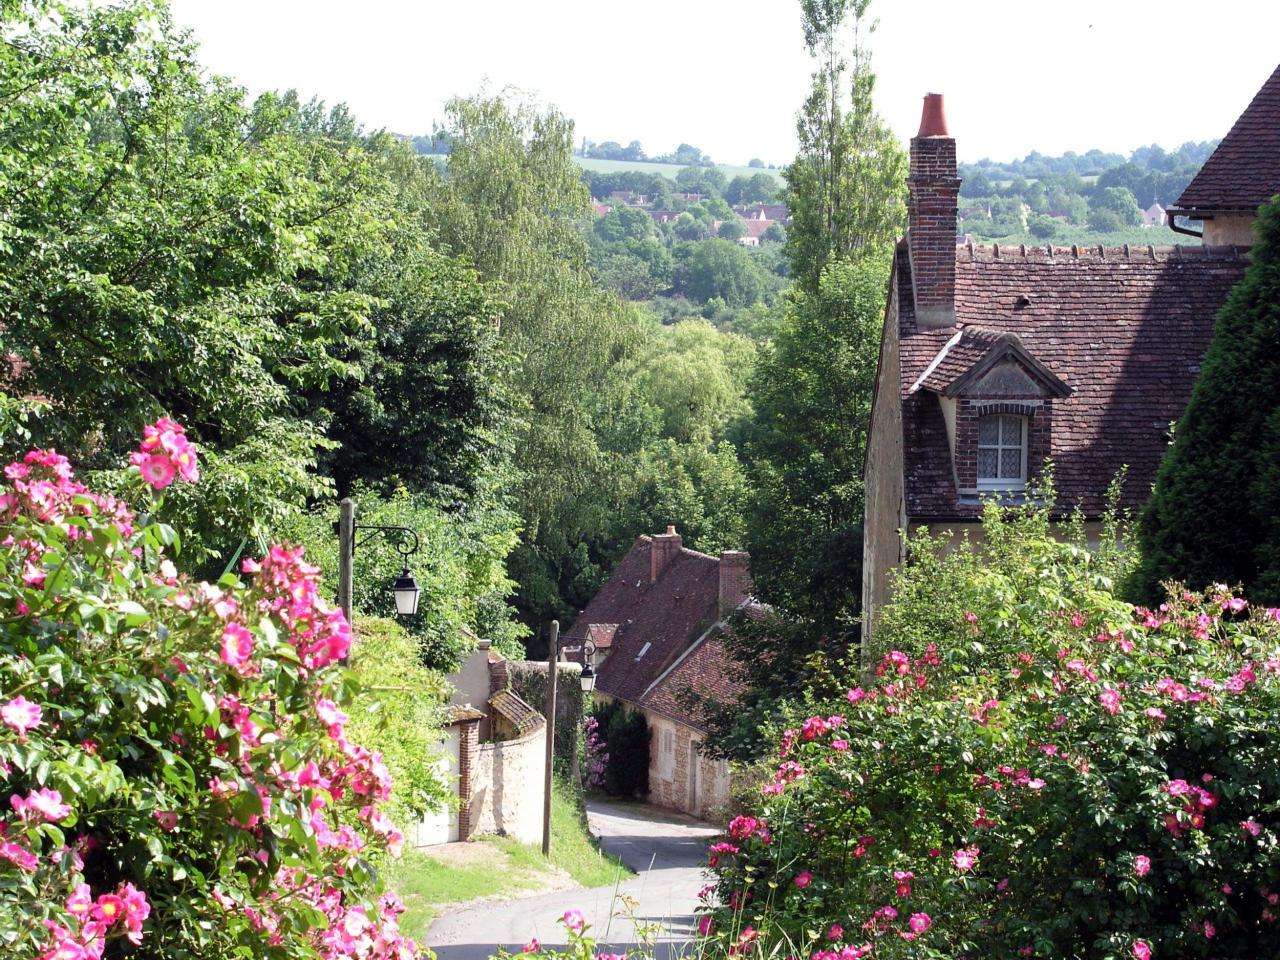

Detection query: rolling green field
xmin=419 ymin=153 xmax=784 ymax=183
xmin=575 ymin=156 xmax=784 ymax=181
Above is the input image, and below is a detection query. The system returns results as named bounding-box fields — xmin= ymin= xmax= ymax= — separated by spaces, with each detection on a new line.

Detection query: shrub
xmin=509 ymin=662 xmax=586 ymax=773
xmin=0 ymin=424 xmax=425 ymax=959
xmin=347 ymin=617 xmax=452 ymax=837
xmin=590 ymin=701 xmax=649 ymax=799
xmin=701 ymin=500 xmax=1280 ymax=960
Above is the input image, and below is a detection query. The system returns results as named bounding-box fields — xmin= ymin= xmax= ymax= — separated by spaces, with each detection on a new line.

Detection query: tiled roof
xmin=585 ymin=623 xmax=618 ymax=649
xmin=639 ymin=630 xmax=745 ymax=733
xmin=911 ymin=326 xmax=1070 ymax=399
xmin=564 ymin=537 xmax=720 ymax=704
xmin=1171 ymin=63 xmax=1280 ymax=216
xmin=487 ymin=689 xmax=544 ymax=735
xmin=897 ymin=241 xmax=1249 ymax=520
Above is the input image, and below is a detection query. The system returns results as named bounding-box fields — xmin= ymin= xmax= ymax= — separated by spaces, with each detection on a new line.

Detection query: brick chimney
xmin=907 ymin=93 xmax=960 ymax=329
xmin=650 ymin=525 xmax=683 ymax=583
xmin=718 ymin=550 xmax=752 ymax=618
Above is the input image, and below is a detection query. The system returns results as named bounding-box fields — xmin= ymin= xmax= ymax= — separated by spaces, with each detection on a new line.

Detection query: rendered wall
xmin=411 ymin=725 xmax=460 ymax=847
xmin=469 ymin=723 xmax=548 ymax=845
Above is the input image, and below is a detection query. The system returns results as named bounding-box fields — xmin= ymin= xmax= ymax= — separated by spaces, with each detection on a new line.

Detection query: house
xmin=565 ymin=526 xmax=750 ymax=819
xmin=651 ymin=209 xmax=684 ymax=224
xmin=734 ymin=203 xmax=790 ymax=223
xmin=739 ymin=218 xmax=775 ymax=247
xmin=861 ymin=89 xmax=1262 ymax=640
xmin=592 ymin=202 xmax=613 ymax=217
xmin=1166 ymin=63 xmax=1280 ymax=245
xmin=1141 ymin=201 xmax=1166 ymax=228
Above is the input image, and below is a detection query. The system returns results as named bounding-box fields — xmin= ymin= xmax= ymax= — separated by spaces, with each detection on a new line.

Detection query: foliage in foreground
xmin=700 ymin=501 xmax=1280 ymax=959
xmin=1133 ymin=196 xmax=1280 ymax=606
xmin=0 ymin=428 xmax=425 ymax=959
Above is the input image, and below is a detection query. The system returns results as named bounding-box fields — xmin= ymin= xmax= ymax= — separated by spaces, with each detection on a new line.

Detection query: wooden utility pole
xmin=338 ymin=498 xmax=355 ymax=624
xmin=541 ymin=620 xmax=559 ymax=857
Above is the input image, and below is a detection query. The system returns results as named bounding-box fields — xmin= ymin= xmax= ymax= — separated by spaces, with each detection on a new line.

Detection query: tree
xmin=741 ymin=254 xmax=888 ymax=636
xmin=717 ymin=219 xmax=747 ymax=242
xmin=677 ymin=238 xmax=764 ymax=306
xmin=784 ymin=0 xmax=906 ymax=294
xmin=594 ymin=205 xmax=655 ymax=243
xmin=1132 ymin=198 xmax=1280 ymax=604
xmin=748 ymin=157 xmax=765 ymax=168
xmin=725 ymin=172 xmax=780 ymax=206
xmin=1090 ymin=185 xmax=1142 ymax=226
xmin=675 ymin=165 xmax=727 ymax=196
xmin=0 ymin=3 xmax=391 ymax=566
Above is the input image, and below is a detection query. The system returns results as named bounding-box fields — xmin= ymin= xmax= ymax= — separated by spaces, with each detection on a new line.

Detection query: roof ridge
xmin=959 ymin=241 xmax=1244 ymax=262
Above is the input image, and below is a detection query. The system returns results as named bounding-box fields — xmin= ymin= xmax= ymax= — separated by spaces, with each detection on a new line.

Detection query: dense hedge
xmin=700 ymin=500 xmax=1280 ymax=960
xmin=590 ymin=700 xmax=650 ymax=799
xmin=509 ymin=661 xmax=586 ymax=769
xmin=0 ymin=425 xmax=426 ymax=959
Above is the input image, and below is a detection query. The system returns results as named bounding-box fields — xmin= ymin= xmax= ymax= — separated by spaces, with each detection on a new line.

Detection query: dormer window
xmin=977 ymin=414 xmax=1026 ymax=490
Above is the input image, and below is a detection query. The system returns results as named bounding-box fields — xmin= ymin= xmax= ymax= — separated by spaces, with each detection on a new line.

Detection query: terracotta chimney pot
xmin=918 ymin=93 xmax=949 ymax=138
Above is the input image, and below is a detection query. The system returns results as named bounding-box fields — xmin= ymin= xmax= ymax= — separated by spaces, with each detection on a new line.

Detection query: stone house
xmin=861 ymin=72 xmax=1279 ymax=639
xmin=565 ymin=526 xmax=750 ymax=819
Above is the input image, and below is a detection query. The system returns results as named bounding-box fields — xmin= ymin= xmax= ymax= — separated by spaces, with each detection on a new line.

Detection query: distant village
xmin=593 ymin=192 xmax=791 ymax=247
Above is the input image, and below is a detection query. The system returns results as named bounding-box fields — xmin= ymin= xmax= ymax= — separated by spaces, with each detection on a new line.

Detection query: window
xmin=977 ymin=414 xmax=1026 ymax=490
xmin=659 ymin=728 xmax=675 ymax=779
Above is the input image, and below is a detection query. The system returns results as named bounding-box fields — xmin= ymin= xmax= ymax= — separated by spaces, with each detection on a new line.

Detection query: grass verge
xmin=385 ymin=776 xmax=633 ymax=940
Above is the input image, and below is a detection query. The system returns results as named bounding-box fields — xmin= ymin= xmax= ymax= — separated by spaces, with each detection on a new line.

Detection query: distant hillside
xmin=575 ymin=156 xmax=784 ymax=183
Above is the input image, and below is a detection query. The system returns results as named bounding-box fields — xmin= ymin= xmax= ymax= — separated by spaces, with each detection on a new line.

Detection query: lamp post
xmin=541 ymin=621 xmax=596 ymax=857
xmin=336 ymin=497 xmax=422 ymax=625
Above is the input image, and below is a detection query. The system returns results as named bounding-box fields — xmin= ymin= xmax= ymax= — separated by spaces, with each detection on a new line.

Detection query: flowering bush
xmin=0 ymin=423 xmax=422 ymax=958
xmin=582 ymin=717 xmax=608 ymax=793
xmin=700 ymin=503 xmax=1280 ymax=959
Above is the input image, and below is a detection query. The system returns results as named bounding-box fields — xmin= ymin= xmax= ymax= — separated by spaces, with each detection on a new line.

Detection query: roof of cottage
xmin=911 ymin=326 xmax=1070 ymax=399
xmin=564 ymin=536 xmax=721 ymax=705
xmin=1170 ymin=63 xmax=1280 ymax=217
xmin=639 ymin=630 xmax=745 ymax=733
xmin=895 ymin=241 xmax=1249 ymax=520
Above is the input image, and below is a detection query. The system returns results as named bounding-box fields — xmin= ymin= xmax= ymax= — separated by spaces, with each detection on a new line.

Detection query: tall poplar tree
xmin=785 ymin=0 xmax=906 ymax=294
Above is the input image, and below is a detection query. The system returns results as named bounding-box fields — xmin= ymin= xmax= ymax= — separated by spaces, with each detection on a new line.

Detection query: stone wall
xmin=469 ymin=722 xmax=547 ymax=845
xmin=645 ymin=712 xmax=729 ymax=821
xmin=862 ymin=275 xmax=906 ymax=644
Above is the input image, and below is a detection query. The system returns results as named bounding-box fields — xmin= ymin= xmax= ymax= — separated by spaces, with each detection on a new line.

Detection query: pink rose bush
xmin=698 ymin=501 xmax=1280 ymax=959
xmin=0 ymin=422 xmax=421 ymax=959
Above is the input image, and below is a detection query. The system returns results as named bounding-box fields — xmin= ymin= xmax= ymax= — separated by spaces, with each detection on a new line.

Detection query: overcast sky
xmin=168 ymin=0 xmax=1280 ymax=166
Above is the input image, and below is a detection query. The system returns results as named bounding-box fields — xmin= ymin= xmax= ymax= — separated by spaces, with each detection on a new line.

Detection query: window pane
xmin=978 ymin=417 xmax=1000 ymax=445
xmin=1000 ymin=448 xmax=1021 ymax=478
xmin=1001 ymin=416 xmax=1022 ymax=445
xmin=978 ymin=448 xmax=998 ymax=478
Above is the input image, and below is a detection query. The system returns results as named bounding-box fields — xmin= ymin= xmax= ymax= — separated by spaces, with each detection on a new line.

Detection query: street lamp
xmin=336 ymin=498 xmax=422 ymax=623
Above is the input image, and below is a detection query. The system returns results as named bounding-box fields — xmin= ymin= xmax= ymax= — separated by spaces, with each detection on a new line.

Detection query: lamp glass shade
xmin=579 ymin=665 xmax=595 ymax=694
xmin=391 ymin=566 xmax=420 ymax=617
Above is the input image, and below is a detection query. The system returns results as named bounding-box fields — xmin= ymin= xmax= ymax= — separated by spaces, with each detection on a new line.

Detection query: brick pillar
xmin=718 ymin=550 xmax=752 ymax=617
xmin=457 ymin=718 xmax=480 ymax=841
xmin=907 ymin=93 xmax=960 ymax=329
xmin=650 ymin=525 xmax=683 ymax=583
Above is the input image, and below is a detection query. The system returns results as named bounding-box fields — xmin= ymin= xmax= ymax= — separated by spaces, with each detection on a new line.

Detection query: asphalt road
xmin=424 ymin=800 xmax=720 ymax=960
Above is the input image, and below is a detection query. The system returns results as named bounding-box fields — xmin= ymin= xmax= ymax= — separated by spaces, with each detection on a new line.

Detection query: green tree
xmin=1090 ymin=185 xmax=1142 ymax=226
xmin=725 ymin=172 xmax=780 ymax=206
xmin=1132 ymin=197 xmax=1280 ymax=604
xmin=675 ymin=165 xmax=727 ymax=196
xmin=742 ymin=254 xmax=888 ymax=634
xmin=784 ymin=0 xmax=906 ymax=293
xmin=717 ymin=219 xmax=747 ymax=242
xmin=677 ymin=238 xmax=764 ymax=306
xmin=0 ymin=2 xmax=389 ymax=566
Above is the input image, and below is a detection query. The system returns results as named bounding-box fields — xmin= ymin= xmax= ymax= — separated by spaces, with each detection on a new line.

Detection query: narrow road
xmin=424 ymin=800 xmax=721 ymax=960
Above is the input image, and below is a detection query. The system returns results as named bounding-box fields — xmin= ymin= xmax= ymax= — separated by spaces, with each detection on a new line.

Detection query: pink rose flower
xmin=1 ymin=696 xmax=42 ymax=736
xmin=1134 ymin=855 xmax=1151 ymax=877
xmin=794 ymin=871 xmax=813 ymax=888
xmin=0 ymin=840 xmax=38 ymax=871
xmin=134 ymin=453 xmax=177 ymax=490
xmin=10 ymin=787 xmax=71 ymax=823
xmin=524 ymin=939 xmax=540 ymax=953
xmin=1132 ymin=941 xmax=1152 ymax=960
xmin=562 ymin=909 xmax=585 ymax=932
xmin=952 ymin=845 xmax=979 ymax=872
xmin=908 ymin=913 xmax=931 ymax=934
xmin=220 ymin=623 xmax=254 ymax=670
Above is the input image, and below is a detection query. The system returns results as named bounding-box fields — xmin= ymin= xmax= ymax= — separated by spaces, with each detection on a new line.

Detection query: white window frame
xmin=976 ymin=413 xmax=1028 ymax=492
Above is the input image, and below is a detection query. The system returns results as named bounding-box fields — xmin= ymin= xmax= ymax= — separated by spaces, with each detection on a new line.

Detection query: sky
xmin=168 ymin=0 xmax=1280 ymax=166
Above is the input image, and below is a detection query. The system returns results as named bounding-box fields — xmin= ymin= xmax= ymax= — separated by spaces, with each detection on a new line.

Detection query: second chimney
xmin=718 ymin=550 xmax=752 ymax=618
xmin=650 ymin=525 xmax=683 ymax=583
xmin=907 ymin=93 xmax=960 ymax=329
